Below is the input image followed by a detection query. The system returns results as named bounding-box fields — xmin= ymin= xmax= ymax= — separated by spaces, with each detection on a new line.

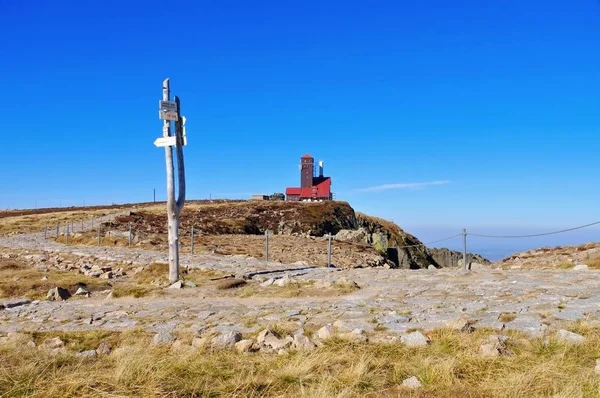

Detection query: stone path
xmin=1 ymin=230 xmax=599 ymax=340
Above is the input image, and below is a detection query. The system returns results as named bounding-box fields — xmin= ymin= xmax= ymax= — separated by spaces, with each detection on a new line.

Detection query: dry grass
xmin=1 ymin=327 xmax=600 ymax=397
xmin=557 ymin=261 xmax=576 ymax=269
xmin=0 ymin=259 xmax=111 ymax=300
xmin=0 ymin=207 xmax=137 ymax=236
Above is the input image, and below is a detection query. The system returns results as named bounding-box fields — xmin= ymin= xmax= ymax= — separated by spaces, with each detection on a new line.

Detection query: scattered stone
xmin=334 ymin=276 xmax=360 ymax=289
xmin=402 ymin=376 xmax=422 ymax=389
xmin=43 ymin=337 xmax=64 ymax=349
xmin=184 ymin=281 xmax=197 ymax=288
xmin=41 ymin=276 xmax=48 ymax=281
xmin=105 ymin=291 xmax=113 ymax=299
xmin=74 ymin=287 xmax=90 ymax=297
xmin=339 ymin=328 xmax=368 ymax=343
xmin=260 ymin=278 xmax=275 ymax=287
xmin=556 ymin=329 xmax=585 ymax=345
xmin=428 ymin=264 xmax=436 ymax=270
xmin=401 ymin=331 xmax=429 ymax=348
xmin=314 ymin=280 xmax=333 ymax=289
xmin=274 ymin=275 xmax=292 ymax=287
xmin=99 ymin=271 xmax=113 ymax=279
xmin=46 ymin=287 xmax=71 ymax=301
xmin=595 ymin=359 xmax=600 ymax=375
xmin=479 ymin=343 xmax=500 ymax=357
xmin=317 ymin=325 xmax=334 ymax=340
xmin=211 ymin=331 xmax=242 ymax=348
xmin=153 ymin=331 xmax=176 ymax=345
xmin=168 ymin=280 xmax=184 ymax=289
xmin=235 ymin=339 xmax=255 ymax=353
xmin=77 ymin=350 xmax=98 ymax=358
xmin=257 ymin=328 xmax=292 ymax=350
xmin=378 ymin=314 xmax=412 ymax=324
xmin=292 ymin=334 xmax=316 ymax=350
xmin=573 ymin=264 xmax=589 ymax=271
xmin=96 ymin=342 xmax=111 ymax=355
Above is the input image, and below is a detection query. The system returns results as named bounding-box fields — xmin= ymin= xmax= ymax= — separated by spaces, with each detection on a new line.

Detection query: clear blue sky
xmin=1 ymin=0 xmax=599 ymax=259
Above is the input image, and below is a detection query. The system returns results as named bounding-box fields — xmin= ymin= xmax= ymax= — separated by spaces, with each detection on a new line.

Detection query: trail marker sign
xmin=154 ymin=136 xmax=187 ymax=147
xmin=159 ymin=100 xmax=178 ymax=121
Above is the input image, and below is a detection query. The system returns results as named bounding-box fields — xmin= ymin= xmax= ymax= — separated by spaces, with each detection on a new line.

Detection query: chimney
xmin=319 ymin=161 xmax=324 ymax=177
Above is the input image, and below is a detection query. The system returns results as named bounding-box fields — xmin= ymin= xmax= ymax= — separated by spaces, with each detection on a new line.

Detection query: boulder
xmin=339 ymin=329 xmax=368 ymax=343
xmin=235 ymin=339 xmax=255 ymax=353
xmin=168 ymin=281 xmax=184 ymax=289
xmin=334 ymin=228 xmax=368 ymax=244
xmin=479 ymin=343 xmax=500 ymax=357
xmin=257 ymin=329 xmax=292 ymax=350
xmin=556 ymin=329 xmax=585 ymax=345
xmin=573 ymin=264 xmax=589 ymax=271
xmin=292 ymin=334 xmax=316 ymax=350
xmin=334 ymin=276 xmax=360 ymax=289
xmin=402 ymin=376 xmax=422 ymax=389
xmin=99 ymin=271 xmax=113 ymax=279
xmin=46 ymin=287 xmax=71 ymax=301
xmin=274 ymin=275 xmax=292 ymax=287
xmin=74 ymin=287 xmax=90 ymax=297
xmin=153 ymin=331 xmax=176 ymax=345
xmin=211 ymin=331 xmax=242 ymax=348
xmin=43 ymin=337 xmax=64 ymax=349
xmin=260 ymin=278 xmax=275 ymax=287
xmin=77 ymin=350 xmax=98 ymax=358
xmin=400 ymin=331 xmax=429 ymax=348
xmin=317 ymin=325 xmax=334 ymax=340
xmin=96 ymin=342 xmax=111 ymax=355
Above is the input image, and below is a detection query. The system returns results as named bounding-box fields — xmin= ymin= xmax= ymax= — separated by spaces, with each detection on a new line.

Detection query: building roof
xmin=286 ymin=177 xmax=331 ymax=199
xmin=301 ymin=153 xmax=313 ymax=159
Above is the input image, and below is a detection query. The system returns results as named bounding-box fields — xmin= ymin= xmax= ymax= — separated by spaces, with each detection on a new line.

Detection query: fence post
xmin=91 ymin=216 xmax=94 ymax=230
xmin=81 ymin=219 xmax=84 ymax=231
xmin=128 ymin=222 xmax=132 ymax=246
xmin=56 ymin=223 xmax=59 ymax=238
xmin=98 ymin=225 xmax=101 ymax=246
xmin=265 ymin=230 xmax=269 ymax=263
xmin=191 ymin=226 xmax=194 ymax=255
xmin=66 ymin=224 xmax=69 ymax=245
xmin=328 ymin=232 xmax=332 ymax=268
xmin=44 ymin=224 xmax=47 ymax=239
xmin=462 ymin=228 xmax=467 ymax=271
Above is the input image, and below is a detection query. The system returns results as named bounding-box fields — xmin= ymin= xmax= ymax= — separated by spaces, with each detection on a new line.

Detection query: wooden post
xmin=162 ymin=78 xmax=186 ymax=283
xmin=191 ymin=226 xmax=195 ymax=255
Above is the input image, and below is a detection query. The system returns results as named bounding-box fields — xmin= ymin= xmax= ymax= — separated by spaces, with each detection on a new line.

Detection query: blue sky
xmin=1 ymin=0 xmax=599 ymax=259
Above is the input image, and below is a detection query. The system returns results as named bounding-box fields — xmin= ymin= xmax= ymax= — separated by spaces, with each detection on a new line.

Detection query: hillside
xmin=99 ymin=200 xmax=488 ymax=269
xmin=498 ymin=241 xmax=600 ymax=269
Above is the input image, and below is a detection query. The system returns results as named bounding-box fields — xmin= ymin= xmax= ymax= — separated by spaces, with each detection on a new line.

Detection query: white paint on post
xmin=161 ymin=78 xmax=186 ymax=283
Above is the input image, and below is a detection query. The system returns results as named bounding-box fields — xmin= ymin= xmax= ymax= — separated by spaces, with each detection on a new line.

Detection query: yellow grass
xmin=1 ymin=327 xmax=600 ymax=397
xmin=0 ymin=259 xmax=111 ymax=300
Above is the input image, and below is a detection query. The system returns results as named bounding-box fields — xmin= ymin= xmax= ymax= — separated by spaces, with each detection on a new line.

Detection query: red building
xmin=285 ymin=154 xmax=333 ymax=201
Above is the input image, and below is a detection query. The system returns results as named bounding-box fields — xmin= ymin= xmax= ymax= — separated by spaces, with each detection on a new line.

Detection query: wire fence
xmin=41 ymin=212 xmax=600 ymax=269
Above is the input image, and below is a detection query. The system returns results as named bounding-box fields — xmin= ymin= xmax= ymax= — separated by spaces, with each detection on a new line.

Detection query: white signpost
xmin=156 ymin=78 xmax=186 ymax=284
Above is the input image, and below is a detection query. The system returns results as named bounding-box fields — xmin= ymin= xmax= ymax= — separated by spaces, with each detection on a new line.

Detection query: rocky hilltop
xmin=116 ymin=201 xmax=488 ymax=269
xmin=498 ymin=241 xmax=600 ymax=269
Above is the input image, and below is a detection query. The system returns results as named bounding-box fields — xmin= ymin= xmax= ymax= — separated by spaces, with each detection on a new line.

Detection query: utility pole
xmin=156 ymin=78 xmax=187 ymax=283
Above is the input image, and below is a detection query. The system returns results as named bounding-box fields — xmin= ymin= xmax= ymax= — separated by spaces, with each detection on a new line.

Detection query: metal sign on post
xmin=159 ymin=100 xmax=179 ymax=121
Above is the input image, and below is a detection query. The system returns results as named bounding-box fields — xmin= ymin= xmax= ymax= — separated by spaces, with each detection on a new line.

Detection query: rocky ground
xmin=1 ymin=225 xmax=600 ymax=355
